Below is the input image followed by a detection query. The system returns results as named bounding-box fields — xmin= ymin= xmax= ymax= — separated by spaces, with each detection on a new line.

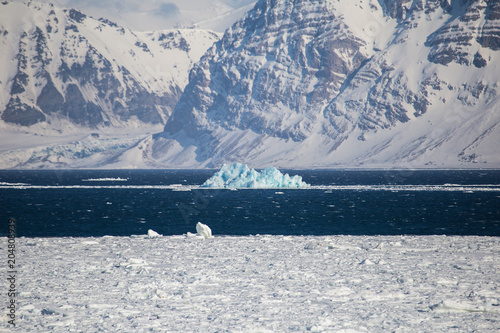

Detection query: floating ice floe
xmin=147 ymin=229 xmax=162 ymax=239
xmin=82 ymin=178 xmax=128 ymax=182
xmin=201 ymin=163 xmax=310 ymax=189
xmin=196 ymin=222 xmax=213 ymax=239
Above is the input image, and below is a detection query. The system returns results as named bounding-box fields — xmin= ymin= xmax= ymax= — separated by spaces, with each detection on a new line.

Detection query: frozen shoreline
xmin=2 ymin=235 xmax=499 ymax=331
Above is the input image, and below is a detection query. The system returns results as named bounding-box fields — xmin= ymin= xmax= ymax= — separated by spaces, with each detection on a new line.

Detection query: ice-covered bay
xmin=3 ymin=235 xmax=499 ymax=331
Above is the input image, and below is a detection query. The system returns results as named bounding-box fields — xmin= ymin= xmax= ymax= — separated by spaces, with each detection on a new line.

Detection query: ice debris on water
xmin=196 ymin=222 xmax=213 ymax=239
xmin=147 ymin=229 xmax=162 ymax=239
xmin=201 ymin=163 xmax=310 ymax=189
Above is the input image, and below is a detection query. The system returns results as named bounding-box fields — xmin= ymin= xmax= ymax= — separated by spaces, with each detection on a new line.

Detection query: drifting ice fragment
xmin=196 ymin=222 xmax=213 ymax=239
xmin=430 ymin=300 xmax=498 ymax=313
xmin=201 ymin=163 xmax=310 ymax=189
xmin=147 ymin=229 xmax=161 ymax=238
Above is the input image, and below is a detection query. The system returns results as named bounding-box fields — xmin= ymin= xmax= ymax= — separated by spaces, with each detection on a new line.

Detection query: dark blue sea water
xmin=1 ymin=169 xmax=499 ymax=237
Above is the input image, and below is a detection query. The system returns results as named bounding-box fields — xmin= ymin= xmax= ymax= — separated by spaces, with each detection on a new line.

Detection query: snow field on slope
xmin=4 ymin=235 xmax=499 ymax=332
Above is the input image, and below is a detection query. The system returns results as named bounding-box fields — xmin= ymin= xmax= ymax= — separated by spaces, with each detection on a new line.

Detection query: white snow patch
xmin=196 ymin=222 xmax=213 ymax=239
xmin=147 ymin=229 xmax=162 ymax=239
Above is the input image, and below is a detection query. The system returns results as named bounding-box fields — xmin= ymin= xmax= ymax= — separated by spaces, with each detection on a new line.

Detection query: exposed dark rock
xmin=486 ymin=0 xmax=500 ymax=20
xmin=427 ymin=0 xmax=500 ymax=65
xmin=61 ymin=84 xmax=103 ymax=127
xmin=36 ymin=74 xmax=64 ymax=114
xmin=378 ymin=0 xmax=412 ymax=19
xmin=473 ymin=52 xmax=487 ymax=68
xmin=158 ymin=32 xmax=191 ymax=52
xmin=135 ymin=41 xmax=151 ymax=54
xmin=68 ymin=9 xmax=86 ymax=23
xmin=2 ymin=97 xmax=46 ymax=126
xmin=165 ymin=0 xmax=370 ymax=142
xmin=10 ymin=72 xmax=29 ymax=95
xmin=34 ymin=27 xmax=50 ymax=65
xmin=98 ymin=18 xmax=119 ymax=28
xmin=65 ymin=25 xmax=78 ymax=33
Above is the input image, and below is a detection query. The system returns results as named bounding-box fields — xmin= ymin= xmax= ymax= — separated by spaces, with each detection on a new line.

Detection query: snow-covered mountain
xmin=132 ymin=0 xmax=499 ymax=169
xmin=0 ymin=1 xmax=220 ymax=168
xmin=0 ymin=1 xmax=219 ymax=129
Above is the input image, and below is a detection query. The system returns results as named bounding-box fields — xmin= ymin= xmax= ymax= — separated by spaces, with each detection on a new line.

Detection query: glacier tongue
xmin=201 ymin=163 xmax=310 ymax=189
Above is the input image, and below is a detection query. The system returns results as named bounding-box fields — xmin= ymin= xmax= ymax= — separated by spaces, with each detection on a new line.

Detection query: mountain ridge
xmin=139 ymin=0 xmax=499 ymax=169
xmin=0 ymin=1 xmax=220 ymax=168
xmin=1 ymin=0 xmax=499 ymax=169
xmin=0 ymin=1 xmax=220 ymax=131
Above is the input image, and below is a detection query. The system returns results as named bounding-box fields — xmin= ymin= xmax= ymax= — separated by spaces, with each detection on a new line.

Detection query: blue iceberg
xmin=201 ymin=163 xmax=310 ymax=189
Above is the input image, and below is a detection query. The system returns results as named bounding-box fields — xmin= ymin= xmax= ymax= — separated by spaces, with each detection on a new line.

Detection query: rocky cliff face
xmin=0 ymin=1 xmax=219 ymax=130
xmin=147 ymin=0 xmax=499 ymax=168
xmin=165 ymin=0 xmax=370 ymax=142
xmin=426 ymin=0 xmax=500 ymax=65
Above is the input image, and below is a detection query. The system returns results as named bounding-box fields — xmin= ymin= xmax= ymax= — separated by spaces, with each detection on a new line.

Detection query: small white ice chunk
xmin=196 ymin=222 xmax=213 ymax=239
xmin=201 ymin=163 xmax=310 ymax=189
xmin=147 ymin=229 xmax=162 ymax=238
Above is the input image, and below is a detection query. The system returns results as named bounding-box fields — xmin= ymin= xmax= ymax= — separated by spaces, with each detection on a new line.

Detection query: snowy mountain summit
xmin=142 ymin=0 xmax=500 ymax=168
xmin=0 ymin=1 xmax=219 ymax=130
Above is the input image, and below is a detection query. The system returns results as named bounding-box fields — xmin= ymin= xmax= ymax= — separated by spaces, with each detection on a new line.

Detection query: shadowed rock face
xmin=2 ymin=97 xmax=46 ymax=126
xmin=164 ymin=0 xmax=454 ymax=142
xmin=1 ymin=5 xmax=163 ymax=128
xmin=378 ymin=0 xmax=413 ymax=19
xmin=0 ymin=2 xmax=219 ymax=129
xmin=426 ymin=0 xmax=500 ymax=65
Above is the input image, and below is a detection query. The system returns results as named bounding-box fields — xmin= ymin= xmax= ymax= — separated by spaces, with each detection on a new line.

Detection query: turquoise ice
xmin=201 ymin=163 xmax=310 ymax=189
